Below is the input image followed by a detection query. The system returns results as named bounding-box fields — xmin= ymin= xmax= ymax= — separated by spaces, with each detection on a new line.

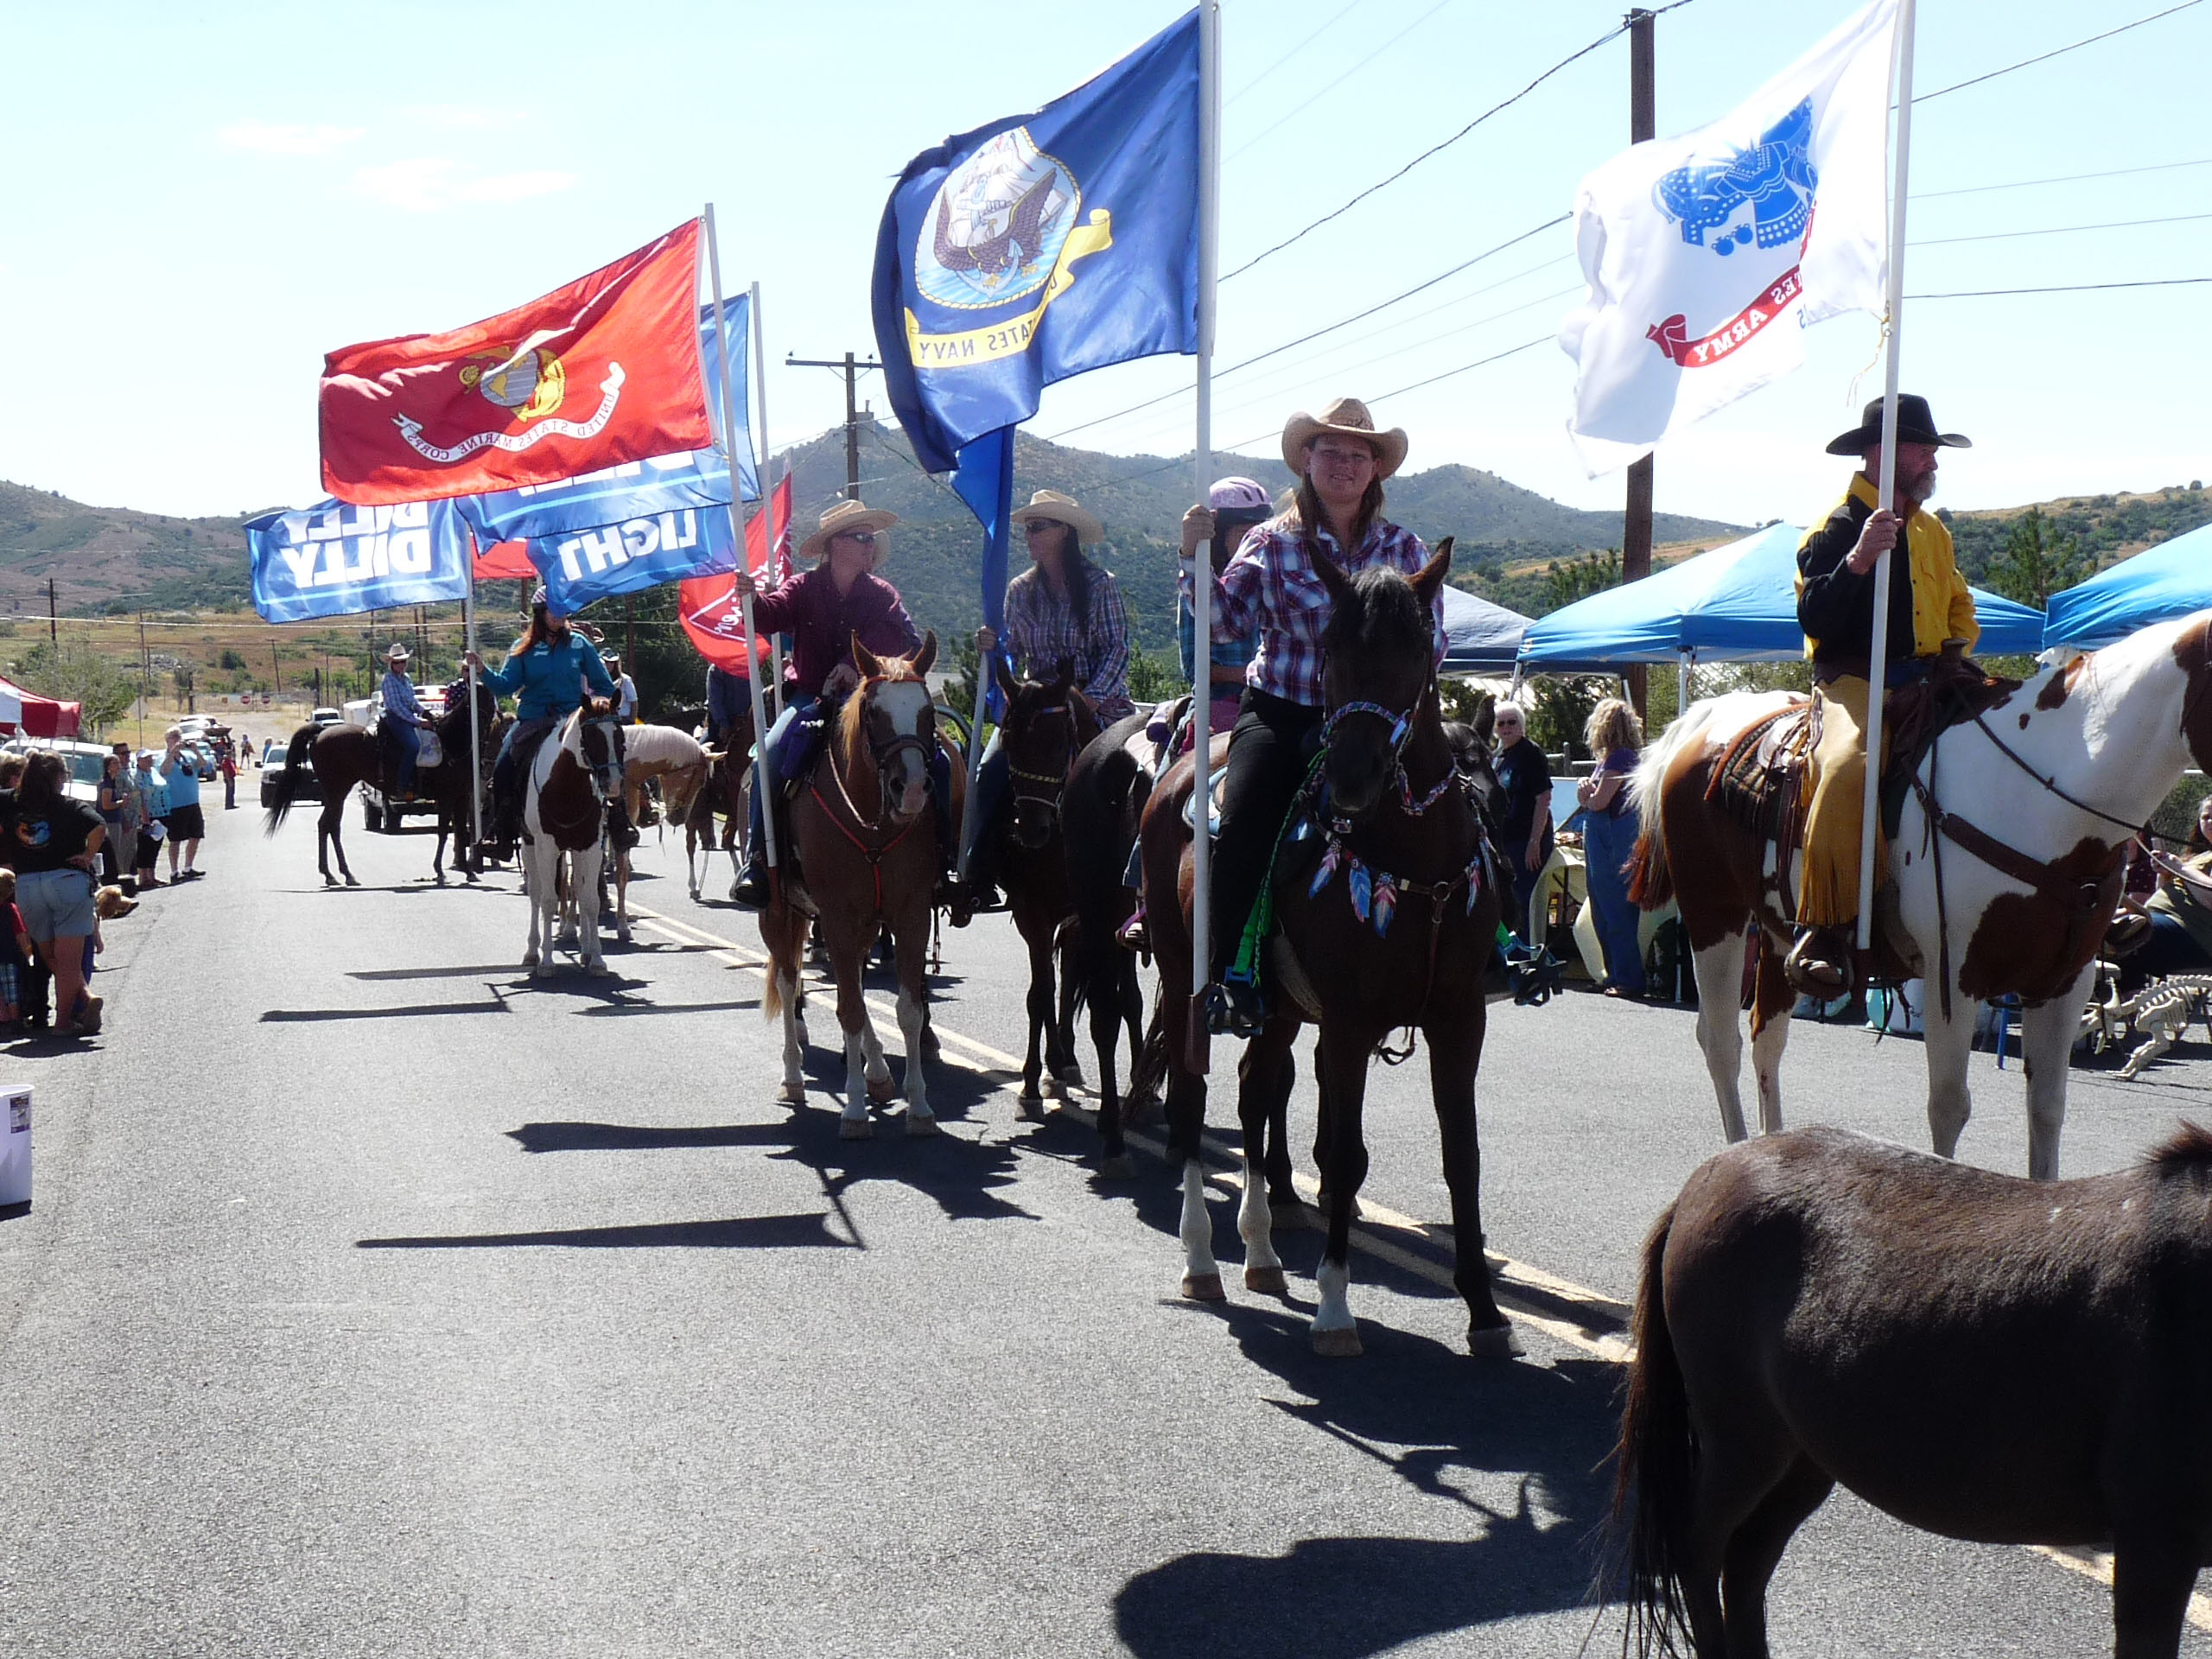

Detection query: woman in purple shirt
xmin=730 ymin=499 xmax=933 ymax=905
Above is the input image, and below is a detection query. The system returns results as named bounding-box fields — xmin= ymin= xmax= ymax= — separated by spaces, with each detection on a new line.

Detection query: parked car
xmin=177 ymin=741 xmax=218 ymax=780
xmin=0 ymin=738 xmax=113 ymax=806
xmin=258 ymin=741 xmax=320 ymax=808
xmin=309 ymin=707 xmax=343 ymax=728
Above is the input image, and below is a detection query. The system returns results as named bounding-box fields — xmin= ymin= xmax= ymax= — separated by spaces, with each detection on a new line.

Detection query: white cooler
xmin=0 ymin=1084 xmax=29 ymax=1206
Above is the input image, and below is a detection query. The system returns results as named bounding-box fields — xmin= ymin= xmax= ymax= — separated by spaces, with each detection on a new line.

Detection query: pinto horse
xmin=519 ymin=702 xmax=625 ymax=977
xmin=1631 ymin=613 xmax=2212 ymax=1179
xmin=1618 ymin=1123 xmax=2212 ymax=1659
xmin=986 ymin=664 xmax=1101 ymax=1114
xmin=604 ymin=723 xmax=713 ymax=944
xmin=1141 ymin=541 xmax=1519 ymax=1357
xmin=759 ymin=634 xmax=948 ymax=1137
xmin=264 ymin=676 xmax=497 ymax=886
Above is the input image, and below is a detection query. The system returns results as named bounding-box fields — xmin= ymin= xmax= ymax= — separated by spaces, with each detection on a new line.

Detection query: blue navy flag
xmin=248 ymin=499 xmax=474 ymax=623
xmin=528 ymin=500 xmax=739 ymax=613
xmin=871 ymin=10 xmax=1200 ymax=474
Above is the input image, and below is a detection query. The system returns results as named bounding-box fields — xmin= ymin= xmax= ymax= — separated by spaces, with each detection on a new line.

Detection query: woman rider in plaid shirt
xmin=964 ymin=490 xmax=1133 ymax=917
xmin=1198 ymin=397 xmax=1443 ymax=1035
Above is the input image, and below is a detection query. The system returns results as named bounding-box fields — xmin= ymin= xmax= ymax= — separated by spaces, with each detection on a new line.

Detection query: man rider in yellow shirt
xmin=1789 ymin=395 xmax=1978 ymax=995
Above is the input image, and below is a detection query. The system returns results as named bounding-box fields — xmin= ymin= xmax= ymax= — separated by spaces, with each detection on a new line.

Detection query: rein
xmin=808 ymin=686 xmax=929 ymax=914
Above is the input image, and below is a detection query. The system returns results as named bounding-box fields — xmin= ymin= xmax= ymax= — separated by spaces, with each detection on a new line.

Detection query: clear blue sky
xmin=3 ymin=0 xmax=2206 ymax=531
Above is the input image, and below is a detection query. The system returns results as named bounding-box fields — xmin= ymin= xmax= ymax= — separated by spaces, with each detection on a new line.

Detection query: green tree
xmin=1125 ymin=643 xmax=1186 ymax=706
xmin=8 ymin=639 xmax=137 ymax=733
xmin=1986 ymin=507 xmax=2088 ymax=609
xmin=1544 ymin=547 xmax=1622 ymax=611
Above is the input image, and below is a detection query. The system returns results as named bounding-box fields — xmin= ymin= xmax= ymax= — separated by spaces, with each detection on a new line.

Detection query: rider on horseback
xmin=1788 ymin=394 xmax=1978 ymax=995
xmin=1194 ymin=397 xmax=1437 ymax=1036
xmin=730 ymin=499 xmax=953 ymax=908
xmin=378 ymin=643 xmax=433 ymax=799
xmin=466 ymin=585 xmax=623 ymax=851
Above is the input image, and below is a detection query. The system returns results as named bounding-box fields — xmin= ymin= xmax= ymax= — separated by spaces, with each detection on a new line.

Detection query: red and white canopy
xmin=0 ymin=674 xmax=82 ymax=739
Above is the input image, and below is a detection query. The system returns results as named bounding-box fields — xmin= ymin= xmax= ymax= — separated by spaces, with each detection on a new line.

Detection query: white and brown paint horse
xmin=520 ymin=701 xmax=625 ymax=977
xmin=603 ymin=722 xmax=714 ymax=944
xmin=759 ymin=635 xmax=951 ymax=1137
xmin=1630 ymin=613 xmax=2212 ymax=1179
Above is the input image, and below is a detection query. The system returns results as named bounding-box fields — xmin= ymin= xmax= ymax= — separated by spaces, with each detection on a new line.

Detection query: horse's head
xmin=1315 ymin=538 xmax=1453 ymax=817
xmin=1002 ymin=659 xmax=1092 ymax=849
xmin=849 ymin=632 xmax=939 ymax=824
xmin=570 ymin=697 xmax=625 ymax=799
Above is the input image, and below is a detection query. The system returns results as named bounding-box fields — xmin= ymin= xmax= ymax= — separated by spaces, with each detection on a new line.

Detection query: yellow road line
xmin=2029 ymin=1546 xmax=2212 ymax=1635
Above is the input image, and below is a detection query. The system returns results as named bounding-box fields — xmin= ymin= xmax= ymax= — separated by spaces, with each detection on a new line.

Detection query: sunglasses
xmin=834 ymin=530 xmax=878 ymax=547
xmin=1022 ymin=519 xmax=1068 ymax=536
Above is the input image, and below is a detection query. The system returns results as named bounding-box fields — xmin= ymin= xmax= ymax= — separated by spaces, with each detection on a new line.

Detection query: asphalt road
xmin=4 ymin=800 xmax=2210 ymax=1656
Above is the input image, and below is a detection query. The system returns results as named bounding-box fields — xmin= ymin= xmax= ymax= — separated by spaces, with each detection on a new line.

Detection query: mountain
xmin=0 ymin=480 xmax=256 ymax=614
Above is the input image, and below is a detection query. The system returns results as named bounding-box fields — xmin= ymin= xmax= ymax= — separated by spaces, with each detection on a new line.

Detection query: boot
xmin=1784 ymin=925 xmax=1852 ymax=996
xmin=1201 ymin=974 xmax=1267 ymax=1038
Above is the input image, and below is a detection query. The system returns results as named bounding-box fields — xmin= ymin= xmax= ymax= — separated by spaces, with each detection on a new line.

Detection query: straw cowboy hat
xmin=1281 ymin=397 xmax=1408 ymax=480
xmin=1007 ymin=489 xmax=1104 ymax=547
xmin=798 ymin=498 xmax=899 ymax=563
xmin=385 ymin=642 xmax=410 ymax=664
xmin=1825 ymin=393 xmax=1972 ymax=456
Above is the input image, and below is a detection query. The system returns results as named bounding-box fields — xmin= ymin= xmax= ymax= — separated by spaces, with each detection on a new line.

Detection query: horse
xmin=1061 ymin=708 xmax=1177 ymax=1179
xmin=1141 ymin=540 xmax=1519 ymax=1358
xmin=685 ymin=715 xmax=753 ymax=903
xmin=263 ymin=676 xmax=497 ymax=887
xmin=980 ymin=664 xmax=1100 ymax=1115
xmin=1630 ymin=612 xmax=2212 ymax=1179
xmin=519 ymin=701 xmax=625 ymax=977
xmin=603 ymin=723 xmax=713 ymax=944
xmin=1617 ymin=1122 xmax=2212 ymax=1659
xmin=758 ymin=634 xmax=948 ymax=1137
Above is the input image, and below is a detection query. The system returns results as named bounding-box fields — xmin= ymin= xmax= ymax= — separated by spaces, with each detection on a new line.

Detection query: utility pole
xmin=271 ymin=642 xmax=282 ymax=698
xmin=46 ymin=577 xmax=56 ymax=644
xmin=788 ymin=351 xmax=882 ymax=499
xmin=624 ymin=594 xmax=636 ymax=671
xmin=1622 ymin=6 xmax=1657 ymax=723
xmin=137 ymin=613 xmax=149 ymax=746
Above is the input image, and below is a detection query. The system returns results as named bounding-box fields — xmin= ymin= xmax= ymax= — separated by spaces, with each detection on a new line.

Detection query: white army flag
xmin=1559 ymin=0 xmax=1899 ymax=475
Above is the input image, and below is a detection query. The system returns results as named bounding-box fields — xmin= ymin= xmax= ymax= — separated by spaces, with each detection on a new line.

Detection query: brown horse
xmin=1617 ymin=1123 xmax=2212 ymax=1659
xmin=685 ymin=705 xmax=756 ymax=902
xmin=263 ymin=677 xmax=497 ymax=886
xmin=986 ymin=664 xmax=1100 ymax=1114
xmin=759 ymin=634 xmax=949 ymax=1137
xmin=1141 ymin=540 xmax=1517 ymax=1357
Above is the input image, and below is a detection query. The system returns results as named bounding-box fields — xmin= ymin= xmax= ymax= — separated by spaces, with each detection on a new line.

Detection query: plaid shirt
xmin=1211 ymin=514 xmax=1443 ymax=707
xmin=1002 ymin=560 xmax=1134 ymax=719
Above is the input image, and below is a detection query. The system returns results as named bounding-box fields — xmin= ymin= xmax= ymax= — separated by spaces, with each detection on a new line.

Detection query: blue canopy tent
xmin=1516 ymin=523 xmax=2047 ymax=677
xmin=2044 ymin=522 xmax=2212 ymax=650
xmin=1439 ymin=584 xmax=1532 ymax=672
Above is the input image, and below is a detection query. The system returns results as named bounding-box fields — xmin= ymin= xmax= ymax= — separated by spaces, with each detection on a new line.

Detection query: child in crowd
xmin=0 ymin=871 xmax=32 ymax=1033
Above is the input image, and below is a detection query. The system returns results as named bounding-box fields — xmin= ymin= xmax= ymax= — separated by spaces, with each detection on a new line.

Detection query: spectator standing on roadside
xmin=0 ymin=870 xmax=29 ymax=1032
xmin=96 ymin=753 xmax=129 ymax=885
xmin=603 ymin=653 xmax=639 ymax=723
xmin=160 ymin=726 xmax=206 ymax=880
xmin=10 ymin=752 xmax=105 ymax=1035
xmin=219 ymin=738 xmax=238 ymax=810
xmin=131 ymin=750 xmax=168 ymax=888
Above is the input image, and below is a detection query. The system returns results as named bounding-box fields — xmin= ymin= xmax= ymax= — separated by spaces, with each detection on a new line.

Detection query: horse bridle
xmin=1319 ymin=675 xmax=1456 ymax=817
xmin=1008 ymin=701 xmax=1079 ymax=830
xmin=812 ymin=679 xmax=936 ymax=912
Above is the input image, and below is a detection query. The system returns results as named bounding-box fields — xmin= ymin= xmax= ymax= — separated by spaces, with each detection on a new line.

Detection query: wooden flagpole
xmin=1854 ymin=0 xmax=1916 ymax=952
xmin=704 ymin=204 xmax=779 ymax=879
xmin=1185 ymin=0 xmax=1222 ymax=1072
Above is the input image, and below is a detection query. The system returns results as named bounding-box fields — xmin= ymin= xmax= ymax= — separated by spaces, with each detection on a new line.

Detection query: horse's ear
xmin=1052 ymin=656 xmax=1075 ymax=694
xmin=912 ymin=630 xmax=938 ymax=677
xmin=853 ymin=634 xmax=882 ymax=679
xmin=1311 ymin=548 xmax=1349 ymax=602
xmin=1472 ymin=690 xmax=1495 ymax=747
xmin=1413 ymin=537 xmax=1454 ymax=605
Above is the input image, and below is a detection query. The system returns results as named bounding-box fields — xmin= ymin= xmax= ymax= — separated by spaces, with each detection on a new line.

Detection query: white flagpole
xmin=1186 ymin=0 xmax=1222 ymax=1071
xmin=463 ymin=554 xmax=482 ymax=856
xmin=958 ymin=601 xmax=992 ymax=881
xmin=749 ymin=280 xmax=787 ymax=700
xmin=1854 ymin=0 xmax=1916 ymax=953
xmin=705 ymin=204 xmax=780 ymax=878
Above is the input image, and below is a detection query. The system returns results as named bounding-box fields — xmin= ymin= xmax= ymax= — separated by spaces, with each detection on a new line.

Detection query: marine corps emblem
xmin=460 ymin=347 xmax=567 ymax=422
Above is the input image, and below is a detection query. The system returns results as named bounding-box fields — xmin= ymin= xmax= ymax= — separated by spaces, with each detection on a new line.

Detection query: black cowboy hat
xmin=1825 ymin=393 xmax=1972 ymax=455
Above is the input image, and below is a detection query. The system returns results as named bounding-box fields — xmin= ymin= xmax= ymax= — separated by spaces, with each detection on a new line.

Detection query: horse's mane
xmin=838 ymin=658 xmax=924 ymax=783
xmin=1321 ymin=563 xmax=1428 ymax=658
xmin=2147 ymin=1121 xmax=2212 ymax=1169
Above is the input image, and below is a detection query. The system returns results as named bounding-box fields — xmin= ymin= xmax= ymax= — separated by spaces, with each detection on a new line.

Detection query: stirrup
xmin=1117 ymin=903 xmax=1149 ymax=954
xmin=1203 ymin=976 xmax=1266 ymax=1038
xmin=1784 ymin=926 xmax=1851 ymax=996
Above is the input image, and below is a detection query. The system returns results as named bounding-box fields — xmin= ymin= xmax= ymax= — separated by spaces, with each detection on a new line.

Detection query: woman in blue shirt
xmin=465 ymin=586 xmax=619 ymax=845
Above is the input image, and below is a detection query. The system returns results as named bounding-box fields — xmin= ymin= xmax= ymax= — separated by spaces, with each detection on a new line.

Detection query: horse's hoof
xmin=1099 ymin=1154 xmax=1136 ymax=1180
xmin=521 ymin=950 xmax=539 ymax=969
xmin=343 ymin=875 xmax=360 ymax=888
xmin=1016 ymin=1091 xmax=1045 ymax=1120
xmin=777 ymin=1083 xmax=806 ymax=1107
xmin=585 ymin=961 xmax=612 ymax=978
xmin=1312 ymin=1325 xmax=1363 ymax=1358
xmin=1244 ymin=1265 xmax=1288 ymax=1296
xmin=1466 ymin=1322 xmax=1523 ymax=1360
xmin=837 ymin=1116 xmax=873 ymax=1141
xmin=1180 ymin=1272 xmax=1226 ymax=1302
xmin=905 ymin=1112 xmax=939 ymax=1137
xmin=322 ymin=877 xmax=340 ymax=889
xmin=531 ymin=963 xmax=555 ymax=981
xmin=1052 ymin=1063 xmax=1085 ymax=1088
xmin=866 ymin=1074 xmax=898 ymax=1104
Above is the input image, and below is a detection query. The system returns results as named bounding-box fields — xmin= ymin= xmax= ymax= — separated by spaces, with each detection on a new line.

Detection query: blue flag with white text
xmin=527 ymin=500 xmax=740 ymax=613
xmin=247 ymin=499 xmax=474 ymax=623
xmin=871 ymin=10 xmax=1200 ymax=474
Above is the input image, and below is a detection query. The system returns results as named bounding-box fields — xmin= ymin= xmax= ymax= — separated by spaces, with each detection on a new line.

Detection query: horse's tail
xmin=1623 ymin=702 xmax=1715 ymax=912
xmin=1055 ymin=916 xmax=1086 ymax=1020
xmin=1611 ymin=1200 xmax=1695 ymax=1657
xmin=262 ymin=721 xmax=321 ymax=836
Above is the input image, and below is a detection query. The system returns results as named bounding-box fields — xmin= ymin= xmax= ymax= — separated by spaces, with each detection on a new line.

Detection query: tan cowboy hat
xmin=1007 ymin=489 xmax=1103 ymax=547
xmin=385 ymin=642 xmax=409 ymax=663
xmin=1281 ymin=397 xmax=1408 ymax=481
xmin=798 ymin=498 xmax=899 ymax=563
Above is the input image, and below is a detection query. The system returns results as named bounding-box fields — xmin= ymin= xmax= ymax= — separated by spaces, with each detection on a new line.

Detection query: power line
xmin=1360 ymin=334 xmax=1554 ymax=404
xmin=1914 ymin=0 xmax=2206 ymax=104
xmin=1917 ymin=156 xmax=2212 ymax=200
xmin=1041 ymin=213 xmax=1570 ymax=443
xmin=1222 ymin=17 xmax=1634 ymax=282
xmin=1907 ymin=276 xmax=2212 ymax=298
xmin=1227 ymin=0 xmax=1460 ymax=163
xmin=1912 ymin=209 xmax=2212 ymax=246
xmin=1225 ymin=0 xmax=1381 ymax=108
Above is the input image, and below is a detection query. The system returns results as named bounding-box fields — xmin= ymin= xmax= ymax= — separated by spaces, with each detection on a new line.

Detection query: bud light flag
xmin=531 ymin=495 xmax=739 ymax=613
xmin=321 ymin=220 xmax=712 ymax=505
xmin=1559 ymin=0 xmax=1897 ymax=475
xmin=247 ymin=499 xmax=474 ymax=623
xmin=871 ymin=10 xmax=1199 ymax=474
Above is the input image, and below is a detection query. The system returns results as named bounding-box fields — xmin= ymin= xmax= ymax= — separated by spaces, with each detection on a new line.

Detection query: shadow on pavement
xmin=578 ymin=997 xmax=760 ymax=1017
xmin=260 ymin=995 xmax=512 ymax=1022
xmin=1116 ymin=1308 xmax=1619 ymax=1657
xmin=355 ymin=1212 xmax=857 ymax=1250
xmin=508 ymin=1121 xmax=799 ymax=1154
xmin=349 ymin=963 xmax=534 ymax=982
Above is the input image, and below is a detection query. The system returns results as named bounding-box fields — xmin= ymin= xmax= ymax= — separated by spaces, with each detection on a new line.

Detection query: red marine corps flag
xmin=320 ymin=220 xmax=712 ymax=505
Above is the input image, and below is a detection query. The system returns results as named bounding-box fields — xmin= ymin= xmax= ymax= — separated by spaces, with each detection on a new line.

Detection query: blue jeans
xmin=1581 ymin=808 xmax=1645 ymax=995
xmin=967 ymin=737 xmax=1009 ymax=885
xmin=385 ymin=718 xmax=421 ymax=794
